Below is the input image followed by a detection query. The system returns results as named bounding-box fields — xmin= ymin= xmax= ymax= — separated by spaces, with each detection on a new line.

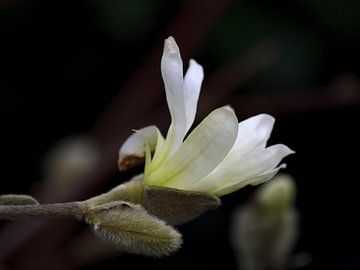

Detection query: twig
xmin=231 ymin=73 xmax=360 ymax=117
xmin=0 ymin=203 xmax=84 ymax=221
xmin=198 ymin=41 xmax=280 ymax=114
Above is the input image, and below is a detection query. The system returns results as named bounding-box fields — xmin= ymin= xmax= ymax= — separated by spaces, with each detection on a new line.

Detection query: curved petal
xmin=192 ymin=144 xmax=294 ymax=193
xmin=146 ymin=106 xmax=239 ymax=189
xmin=161 ymin=36 xmax=186 ymax=156
xmin=230 ymin=113 xmax=275 ymax=155
xmin=118 ymin=126 xmax=163 ymax=171
xmin=183 ymin=59 xmax=204 ymax=133
xmin=212 ymin=165 xmax=287 ymax=197
xmin=200 ymin=113 xmax=274 ymax=173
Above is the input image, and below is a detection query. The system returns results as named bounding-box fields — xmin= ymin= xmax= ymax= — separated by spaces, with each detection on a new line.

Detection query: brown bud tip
xmin=118 ymin=155 xmax=145 ymax=172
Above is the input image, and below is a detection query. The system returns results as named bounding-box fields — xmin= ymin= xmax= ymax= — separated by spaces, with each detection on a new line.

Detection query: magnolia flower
xmin=118 ymin=36 xmax=294 ymax=197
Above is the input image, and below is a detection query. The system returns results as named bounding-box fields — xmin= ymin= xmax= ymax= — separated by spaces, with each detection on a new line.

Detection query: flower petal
xmin=193 ymin=114 xmax=274 ymax=174
xmin=161 ymin=36 xmax=186 ymax=156
xmin=118 ymin=126 xmax=163 ymax=171
xmin=146 ymin=106 xmax=239 ymax=189
xmin=183 ymin=59 xmax=204 ymax=133
xmin=212 ymin=165 xmax=286 ymax=197
xmin=191 ymin=144 xmax=294 ymax=194
xmin=230 ymin=113 xmax=275 ymax=155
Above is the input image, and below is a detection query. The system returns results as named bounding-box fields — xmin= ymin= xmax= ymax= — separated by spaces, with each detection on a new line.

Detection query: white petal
xmin=212 ymin=165 xmax=286 ymax=197
xmin=192 ymin=144 xmax=294 ymax=194
xmin=183 ymin=59 xmax=204 ymax=132
xmin=231 ymin=113 xmax=275 ymax=155
xmin=229 ymin=144 xmax=294 ymax=178
xmin=118 ymin=125 xmax=162 ymax=164
xmin=197 ymin=114 xmax=275 ymax=179
xmin=146 ymin=106 xmax=239 ymax=189
xmin=161 ymin=36 xmax=186 ymax=156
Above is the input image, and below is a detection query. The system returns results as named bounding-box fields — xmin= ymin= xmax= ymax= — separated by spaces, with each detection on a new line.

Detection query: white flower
xmin=118 ymin=36 xmax=294 ymax=197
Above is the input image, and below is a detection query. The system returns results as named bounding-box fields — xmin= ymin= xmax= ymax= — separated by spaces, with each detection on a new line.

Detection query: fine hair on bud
xmin=84 ymin=201 xmax=182 ymax=257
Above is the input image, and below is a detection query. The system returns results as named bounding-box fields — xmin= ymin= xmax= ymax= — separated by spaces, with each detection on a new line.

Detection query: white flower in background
xmin=118 ymin=36 xmax=294 ymax=197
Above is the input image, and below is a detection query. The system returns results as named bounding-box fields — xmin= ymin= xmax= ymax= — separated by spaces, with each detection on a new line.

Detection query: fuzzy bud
xmin=84 ymin=201 xmax=182 ymax=257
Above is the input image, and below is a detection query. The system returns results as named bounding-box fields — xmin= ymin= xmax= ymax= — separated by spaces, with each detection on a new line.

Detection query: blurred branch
xmin=198 ymin=41 xmax=280 ymax=114
xmin=231 ymin=73 xmax=360 ymax=117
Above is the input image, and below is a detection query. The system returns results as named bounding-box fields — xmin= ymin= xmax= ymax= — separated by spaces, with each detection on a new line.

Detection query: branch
xmin=0 ymin=202 xmax=84 ymax=221
xmin=231 ymin=73 xmax=360 ymax=117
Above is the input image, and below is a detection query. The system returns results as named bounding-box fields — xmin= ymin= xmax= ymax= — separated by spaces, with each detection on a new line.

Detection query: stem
xmin=0 ymin=202 xmax=85 ymax=221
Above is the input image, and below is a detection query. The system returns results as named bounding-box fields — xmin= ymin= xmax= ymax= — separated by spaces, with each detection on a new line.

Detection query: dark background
xmin=0 ymin=0 xmax=359 ymax=269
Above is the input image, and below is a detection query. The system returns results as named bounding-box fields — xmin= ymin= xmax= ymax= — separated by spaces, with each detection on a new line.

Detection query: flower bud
xmin=256 ymin=173 xmax=296 ymax=214
xmin=0 ymin=194 xmax=39 ymax=205
xmin=230 ymin=174 xmax=299 ymax=270
xmin=84 ymin=201 xmax=182 ymax=257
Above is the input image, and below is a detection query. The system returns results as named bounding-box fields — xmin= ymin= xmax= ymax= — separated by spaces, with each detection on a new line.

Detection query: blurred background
xmin=0 ymin=0 xmax=359 ymax=269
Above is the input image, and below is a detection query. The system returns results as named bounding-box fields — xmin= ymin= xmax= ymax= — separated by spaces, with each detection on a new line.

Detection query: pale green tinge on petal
xmin=147 ymin=128 xmax=167 ymax=172
xmin=144 ymin=143 xmax=152 ymax=182
xmin=118 ymin=126 xmax=161 ymax=171
xmin=161 ymin=36 xmax=187 ymax=157
xmin=147 ymin=106 xmax=238 ymax=189
xmin=183 ymin=59 xmax=204 ymax=133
